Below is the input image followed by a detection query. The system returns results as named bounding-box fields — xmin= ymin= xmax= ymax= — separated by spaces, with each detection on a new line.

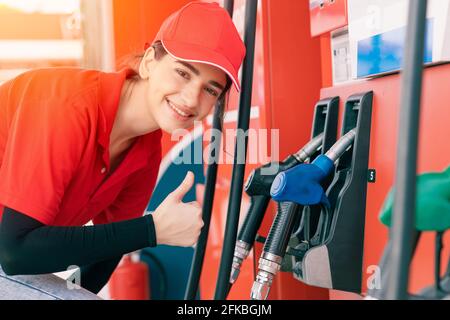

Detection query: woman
xmin=0 ymin=1 xmax=246 ymax=299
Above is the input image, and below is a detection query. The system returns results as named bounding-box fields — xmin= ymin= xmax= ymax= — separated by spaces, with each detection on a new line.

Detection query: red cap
xmin=151 ymin=1 xmax=246 ymax=92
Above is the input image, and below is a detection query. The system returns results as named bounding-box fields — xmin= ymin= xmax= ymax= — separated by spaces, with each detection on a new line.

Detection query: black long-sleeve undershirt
xmin=0 ymin=207 xmax=157 ymax=293
xmin=79 ymin=256 xmax=123 ymax=294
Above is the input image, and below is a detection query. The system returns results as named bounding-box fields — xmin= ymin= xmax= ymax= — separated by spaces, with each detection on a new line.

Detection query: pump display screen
xmin=357 ymin=19 xmax=434 ymax=77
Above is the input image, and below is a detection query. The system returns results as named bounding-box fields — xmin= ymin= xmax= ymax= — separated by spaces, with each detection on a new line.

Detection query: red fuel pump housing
xmin=109 ymin=255 xmax=150 ymax=300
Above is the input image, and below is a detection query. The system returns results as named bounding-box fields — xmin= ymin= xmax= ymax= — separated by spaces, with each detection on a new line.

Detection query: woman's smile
xmin=165 ymin=98 xmax=196 ymax=122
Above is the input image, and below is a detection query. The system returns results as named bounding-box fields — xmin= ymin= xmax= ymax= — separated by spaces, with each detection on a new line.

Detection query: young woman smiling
xmin=0 ymin=1 xmax=245 ymax=299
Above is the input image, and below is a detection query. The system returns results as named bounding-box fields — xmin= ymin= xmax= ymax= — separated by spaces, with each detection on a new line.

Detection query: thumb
xmin=170 ymin=171 xmax=195 ymax=202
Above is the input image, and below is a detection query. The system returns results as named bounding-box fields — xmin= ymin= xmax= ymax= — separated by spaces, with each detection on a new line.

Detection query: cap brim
xmin=161 ymin=39 xmax=241 ymax=92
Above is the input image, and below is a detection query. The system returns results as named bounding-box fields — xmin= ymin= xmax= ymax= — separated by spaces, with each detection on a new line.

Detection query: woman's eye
xmin=205 ymin=87 xmax=219 ymax=97
xmin=176 ymin=69 xmax=189 ymax=79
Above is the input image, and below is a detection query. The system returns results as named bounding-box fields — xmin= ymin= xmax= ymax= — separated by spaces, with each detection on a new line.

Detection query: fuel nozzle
xmin=251 ymin=252 xmax=282 ymax=300
xmin=251 ymin=130 xmax=357 ymax=300
xmin=270 ymin=129 xmax=357 ymax=204
xmin=251 ymin=201 xmax=302 ymax=300
xmin=230 ymin=134 xmax=324 ymax=285
xmin=230 ymin=240 xmax=252 ymax=284
xmin=324 ymin=129 xmax=356 ymax=162
xmin=244 ymin=133 xmax=324 ymax=196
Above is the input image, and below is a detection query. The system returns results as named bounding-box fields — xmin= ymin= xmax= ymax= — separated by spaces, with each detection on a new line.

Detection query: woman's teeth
xmin=167 ymin=100 xmax=191 ymax=118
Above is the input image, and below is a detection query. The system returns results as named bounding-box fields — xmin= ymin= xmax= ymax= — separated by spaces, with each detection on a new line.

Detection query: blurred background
xmin=0 ymin=0 xmax=84 ymax=83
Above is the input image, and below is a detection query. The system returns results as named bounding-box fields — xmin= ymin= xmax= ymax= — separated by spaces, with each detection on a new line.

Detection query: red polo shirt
xmin=0 ymin=68 xmax=162 ymax=226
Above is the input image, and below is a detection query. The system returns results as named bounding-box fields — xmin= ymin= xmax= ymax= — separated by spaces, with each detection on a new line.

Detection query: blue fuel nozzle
xmin=270 ymin=155 xmax=334 ymax=207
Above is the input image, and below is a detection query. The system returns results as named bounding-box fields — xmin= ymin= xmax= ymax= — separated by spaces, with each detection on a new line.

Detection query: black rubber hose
xmin=184 ymin=0 xmax=235 ymax=301
xmin=214 ymin=0 xmax=258 ymax=300
xmin=264 ymin=202 xmax=302 ymax=256
xmin=184 ymin=111 xmax=221 ymax=300
xmin=237 ymin=195 xmax=271 ymax=244
xmin=238 ymin=155 xmax=300 ymax=244
xmin=236 ymin=134 xmax=324 ymax=254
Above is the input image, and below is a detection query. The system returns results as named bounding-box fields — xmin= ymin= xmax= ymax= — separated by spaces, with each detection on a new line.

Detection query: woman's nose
xmin=181 ymin=82 xmax=202 ymax=108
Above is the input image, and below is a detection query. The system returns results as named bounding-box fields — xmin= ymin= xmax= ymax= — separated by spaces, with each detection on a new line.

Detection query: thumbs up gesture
xmin=152 ymin=172 xmax=204 ymax=247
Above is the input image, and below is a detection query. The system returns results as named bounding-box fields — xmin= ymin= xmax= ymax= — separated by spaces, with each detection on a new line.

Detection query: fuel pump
xmin=250 ymin=129 xmax=356 ymax=300
xmin=230 ymin=133 xmax=324 ymax=284
xmin=229 ymin=97 xmax=339 ymax=290
xmin=264 ymin=92 xmax=373 ymax=296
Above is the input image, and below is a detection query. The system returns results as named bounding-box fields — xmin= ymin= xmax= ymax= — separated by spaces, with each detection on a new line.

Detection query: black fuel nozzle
xmin=251 ymin=129 xmax=356 ymax=300
xmin=250 ymin=202 xmax=302 ymax=300
xmin=244 ymin=131 xmax=325 ymax=196
xmin=229 ymin=133 xmax=324 ymax=285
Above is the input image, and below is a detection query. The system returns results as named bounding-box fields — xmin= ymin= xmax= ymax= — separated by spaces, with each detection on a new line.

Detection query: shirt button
xmin=101 ymin=167 xmax=107 ymax=174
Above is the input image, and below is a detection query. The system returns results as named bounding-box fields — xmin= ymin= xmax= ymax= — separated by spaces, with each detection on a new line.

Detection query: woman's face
xmin=140 ymin=48 xmax=227 ymax=133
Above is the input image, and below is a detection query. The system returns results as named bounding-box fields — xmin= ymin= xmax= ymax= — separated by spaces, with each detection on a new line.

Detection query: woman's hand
xmin=152 ymin=171 xmax=204 ymax=247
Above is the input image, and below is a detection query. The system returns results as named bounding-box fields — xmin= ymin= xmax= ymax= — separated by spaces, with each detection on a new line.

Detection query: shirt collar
xmin=97 ymin=68 xmax=162 ymax=169
xmin=97 ymin=68 xmax=136 ymax=150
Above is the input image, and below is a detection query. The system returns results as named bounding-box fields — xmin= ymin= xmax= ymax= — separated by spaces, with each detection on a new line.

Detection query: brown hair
xmin=119 ymin=41 xmax=232 ymax=124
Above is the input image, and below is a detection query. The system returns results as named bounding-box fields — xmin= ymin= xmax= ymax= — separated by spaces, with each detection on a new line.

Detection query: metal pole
xmin=214 ymin=0 xmax=258 ymax=300
xmin=184 ymin=101 xmax=223 ymax=300
xmin=223 ymin=0 xmax=235 ymax=16
xmin=184 ymin=0 xmax=235 ymax=300
xmin=385 ymin=0 xmax=428 ymax=300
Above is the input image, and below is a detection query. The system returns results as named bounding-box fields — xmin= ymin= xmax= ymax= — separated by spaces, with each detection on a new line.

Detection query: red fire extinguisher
xmin=109 ymin=253 xmax=150 ymax=300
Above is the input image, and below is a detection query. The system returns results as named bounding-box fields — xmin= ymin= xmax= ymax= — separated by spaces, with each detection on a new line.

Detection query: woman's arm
xmin=0 ymin=207 xmax=156 ymax=277
xmin=0 ymin=172 xmax=203 ymax=284
xmin=79 ymin=256 xmax=123 ymax=294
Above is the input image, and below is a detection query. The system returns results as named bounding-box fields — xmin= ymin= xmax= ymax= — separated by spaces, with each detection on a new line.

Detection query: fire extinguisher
xmin=109 ymin=252 xmax=150 ymax=300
